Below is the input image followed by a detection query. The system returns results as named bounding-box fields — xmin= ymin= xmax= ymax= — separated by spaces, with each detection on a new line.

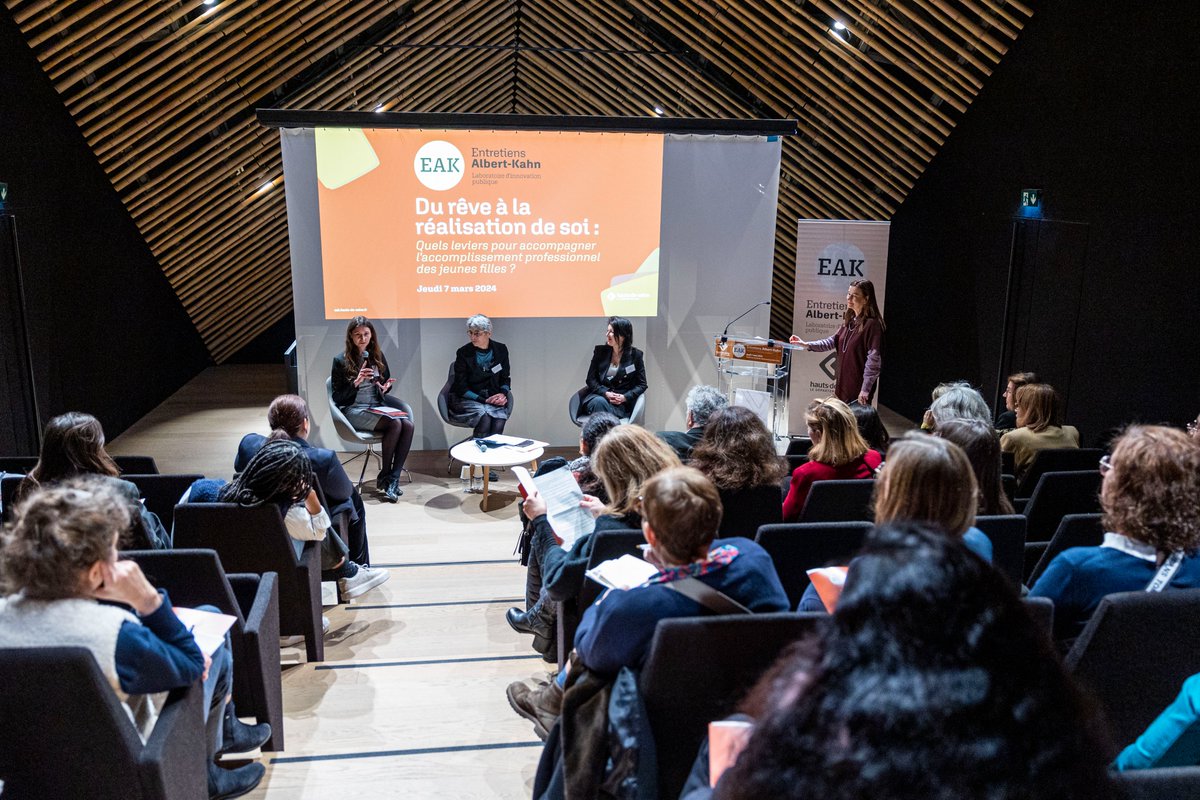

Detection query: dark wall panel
xmin=0 ymin=8 xmax=210 ymax=441
xmin=886 ymin=1 xmax=1200 ymax=444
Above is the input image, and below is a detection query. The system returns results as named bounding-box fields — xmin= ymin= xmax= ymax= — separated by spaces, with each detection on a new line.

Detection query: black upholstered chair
xmin=123 ymin=473 xmax=204 ymax=533
xmin=974 ymin=514 xmax=1027 ymax=587
xmin=0 ymin=474 xmax=20 ymax=522
xmin=1066 ymin=589 xmax=1200 ymax=749
xmin=0 ymin=454 xmax=159 ymax=475
xmin=1016 ymin=447 xmax=1106 ymax=499
xmin=173 ymin=503 xmax=325 ymax=663
xmin=567 ymin=385 xmax=645 ymax=427
xmin=0 ymin=647 xmax=207 ymax=799
xmin=797 ymin=478 xmax=875 ymax=523
xmin=717 ymin=484 xmax=783 ymax=540
xmin=1026 ymin=513 xmax=1104 ymax=585
xmin=124 ymin=548 xmax=284 ymax=751
xmin=1117 ymin=766 xmax=1200 ymax=799
xmin=639 ymin=613 xmax=825 ymax=800
xmin=1022 ymin=470 xmax=1103 ymax=544
xmin=755 ymin=521 xmax=872 ymax=608
xmin=555 ymin=528 xmax=643 ymax=670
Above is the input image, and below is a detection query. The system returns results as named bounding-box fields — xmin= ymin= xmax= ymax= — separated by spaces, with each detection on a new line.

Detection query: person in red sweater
xmin=783 ymin=397 xmax=882 ymax=522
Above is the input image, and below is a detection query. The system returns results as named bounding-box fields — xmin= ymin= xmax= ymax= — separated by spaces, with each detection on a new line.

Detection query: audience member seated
xmin=506 ymin=466 xmax=789 ymax=738
xmin=782 ymin=398 xmax=881 ymax=523
xmin=0 ymin=478 xmax=269 ymax=799
xmin=798 ymin=432 xmax=992 ymax=611
xmin=918 ymin=380 xmax=969 ymax=431
xmin=188 ymin=440 xmax=388 ymax=600
xmin=16 ymin=411 xmax=169 ymax=549
xmin=506 ymin=426 xmax=679 ymax=657
xmin=1114 ymin=672 xmax=1200 ymax=771
xmin=687 ymin=522 xmax=1120 ymax=800
xmin=927 ymin=383 xmax=992 ymax=430
xmin=935 ymin=417 xmax=1016 ymax=516
xmin=447 ymin=313 xmax=512 ymax=439
xmin=850 ymin=402 xmax=890 ymax=455
xmin=236 ymin=394 xmax=377 ymax=574
xmin=1000 ymin=383 xmax=1080 ymax=481
xmin=1030 ymin=425 xmax=1200 ymax=640
xmin=657 ymin=384 xmax=727 ymax=461
xmin=997 ymin=370 xmax=1041 ymax=431
xmin=689 ymin=406 xmax=785 ymax=538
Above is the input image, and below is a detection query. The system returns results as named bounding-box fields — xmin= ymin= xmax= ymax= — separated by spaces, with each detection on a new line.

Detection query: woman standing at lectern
xmin=791 ymin=279 xmax=885 ymax=405
xmin=331 ymin=316 xmax=414 ymax=502
xmin=580 ymin=316 xmax=647 ymax=420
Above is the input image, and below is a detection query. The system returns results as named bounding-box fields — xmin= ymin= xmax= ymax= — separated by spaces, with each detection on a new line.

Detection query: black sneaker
xmin=208 ymin=761 xmax=264 ymax=800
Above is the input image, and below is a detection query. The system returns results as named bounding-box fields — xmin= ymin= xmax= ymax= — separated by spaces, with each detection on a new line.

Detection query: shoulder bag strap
xmin=1146 ymin=550 xmax=1186 ymax=592
xmin=665 ymin=576 xmax=751 ymax=615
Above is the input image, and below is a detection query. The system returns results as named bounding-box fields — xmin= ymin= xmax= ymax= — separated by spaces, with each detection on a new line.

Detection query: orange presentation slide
xmin=314 ymin=128 xmax=665 ymax=320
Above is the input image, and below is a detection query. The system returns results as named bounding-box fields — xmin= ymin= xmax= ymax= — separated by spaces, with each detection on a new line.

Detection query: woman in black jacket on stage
xmin=448 ymin=314 xmax=512 ymax=438
xmin=580 ymin=316 xmax=648 ymax=419
xmin=330 ymin=315 xmax=414 ymax=502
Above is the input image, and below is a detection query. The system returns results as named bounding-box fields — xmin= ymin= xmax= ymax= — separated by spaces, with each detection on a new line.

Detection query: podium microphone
xmin=721 ymin=300 xmax=770 ymax=343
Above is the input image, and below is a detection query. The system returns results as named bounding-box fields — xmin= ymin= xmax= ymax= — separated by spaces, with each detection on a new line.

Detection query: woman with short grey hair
xmin=450 ymin=313 xmax=512 ymax=438
xmin=929 ymin=384 xmax=992 ymax=430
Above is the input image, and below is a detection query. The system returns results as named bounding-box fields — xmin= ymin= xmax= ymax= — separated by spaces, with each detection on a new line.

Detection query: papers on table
xmin=173 ymin=606 xmax=237 ymax=657
xmin=477 ymin=434 xmax=546 ymax=455
xmin=585 ymin=554 xmax=659 ymax=591
xmin=512 ymin=465 xmax=595 ymax=550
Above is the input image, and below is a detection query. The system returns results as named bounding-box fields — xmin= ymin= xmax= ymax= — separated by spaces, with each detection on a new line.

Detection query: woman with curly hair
xmin=690 ymin=406 xmax=785 ymax=538
xmin=1030 ymin=425 xmax=1200 ymax=640
xmin=693 ymin=522 xmax=1120 ymax=800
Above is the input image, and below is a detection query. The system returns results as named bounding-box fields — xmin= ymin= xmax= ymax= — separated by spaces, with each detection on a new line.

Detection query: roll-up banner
xmin=789 ymin=220 xmax=890 ymax=435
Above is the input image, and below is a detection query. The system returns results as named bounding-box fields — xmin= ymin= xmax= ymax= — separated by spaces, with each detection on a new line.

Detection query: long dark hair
xmin=844 ymin=278 xmax=886 ymax=331
xmin=608 ymin=316 xmax=634 ymax=356
xmin=27 ymin=412 xmax=119 ymax=487
xmin=850 ymin=402 xmax=890 ymax=454
xmin=219 ymin=439 xmax=313 ymax=509
xmin=717 ymin=522 xmax=1118 ymax=800
xmin=342 ymin=315 xmax=386 ymax=378
xmin=690 ymin=406 xmax=785 ymax=491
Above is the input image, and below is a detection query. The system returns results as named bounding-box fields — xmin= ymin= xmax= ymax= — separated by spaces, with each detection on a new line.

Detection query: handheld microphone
xmin=721 ymin=300 xmax=770 ymax=343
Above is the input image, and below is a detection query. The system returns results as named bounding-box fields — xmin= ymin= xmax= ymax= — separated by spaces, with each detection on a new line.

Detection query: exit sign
xmin=1021 ymin=189 xmax=1042 ymax=208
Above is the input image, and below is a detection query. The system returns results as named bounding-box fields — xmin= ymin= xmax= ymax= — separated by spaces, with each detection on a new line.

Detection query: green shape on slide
xmin=601 ymin=248 xmax=659 ymax=317
xmin=315 ymin=128 xmax=380 ymax=190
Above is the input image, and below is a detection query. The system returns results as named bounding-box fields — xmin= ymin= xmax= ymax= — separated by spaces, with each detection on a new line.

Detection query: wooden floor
xmin=110 ymin=365 xmax=558 ymax=799
xmin=108 ymin=365 xmax=916 ymax=799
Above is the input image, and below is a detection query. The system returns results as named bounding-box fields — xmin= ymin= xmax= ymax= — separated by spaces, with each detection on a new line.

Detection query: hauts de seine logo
xmin=414 ymin=140 xmax=465 ymax=190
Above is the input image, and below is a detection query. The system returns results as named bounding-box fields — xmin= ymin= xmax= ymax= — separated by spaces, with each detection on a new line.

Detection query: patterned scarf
xmin=645 ymin=544 xmax=740 ymax=586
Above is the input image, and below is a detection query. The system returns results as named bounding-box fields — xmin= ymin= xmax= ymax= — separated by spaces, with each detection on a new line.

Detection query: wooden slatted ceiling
xmin=4 ymin=0 xmax=1031 ymax=358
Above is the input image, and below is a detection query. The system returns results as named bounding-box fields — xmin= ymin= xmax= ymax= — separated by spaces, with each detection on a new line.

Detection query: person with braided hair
xmin=187 ymin=440 xmax=388 ymax=599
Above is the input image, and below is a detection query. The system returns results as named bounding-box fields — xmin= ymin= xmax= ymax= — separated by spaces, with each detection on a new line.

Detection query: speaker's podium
xmin=713 ymin=336 xmax=799 ymax=440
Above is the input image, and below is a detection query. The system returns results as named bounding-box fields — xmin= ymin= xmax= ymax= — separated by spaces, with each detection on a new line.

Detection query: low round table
xmin=449 ymin=438 xmax=546 ymax=505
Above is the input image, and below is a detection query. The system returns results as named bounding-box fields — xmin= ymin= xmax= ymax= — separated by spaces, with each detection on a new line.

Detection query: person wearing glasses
xmin=790 ymin=279 xmax=885 ymax=405
xmin=1029 ymin=425 xmax=1200 ymax=641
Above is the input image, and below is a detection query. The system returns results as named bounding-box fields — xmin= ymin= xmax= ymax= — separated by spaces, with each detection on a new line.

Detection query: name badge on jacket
xmin=491 ymin=364 xmax=503 ymax=374
xmin=625 ymin=364 xmax=635 ymax=374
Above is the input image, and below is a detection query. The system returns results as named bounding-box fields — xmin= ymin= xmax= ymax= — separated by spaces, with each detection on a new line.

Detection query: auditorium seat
xmin=0 ymin=454 xmax=158 ymax=475
xmin=124 ymin=548 xmax=284 ymax=751
xmin=556 ymin=528 xmax=642 ymax=670
xmin=974 ymin=514 xmax=1027 ymax=587
xmin=1016 ymin=447 xmax=1106 ymax=498
xmin=1021 ymin=470 xmax=1102 ymax=543
xmin=0 ymin=647 xmax=206 ymax=799
xmin=1026 ymin=513 xmax=1104 ymax=584
xmin=755 ymin=521 xmax=872 ymax=607
xmin=797 ymin=478 xmax=875 ymax=523
xmin=1117 ymin=766 xmax=1200 ymax=799
xmin=122 ymin=473 xmax=203 ymax=533
xmin=174 ymin=503 xmax=325 ymax=663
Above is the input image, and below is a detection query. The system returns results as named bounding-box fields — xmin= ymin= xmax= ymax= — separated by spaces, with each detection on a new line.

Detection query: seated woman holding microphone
xmin=580 ymin=316 xmax=647 ymax=420
xmin=448 ymin=314 xmax=511 ymax=439
xmin=330 ymin=316 xmax=414 ymax=502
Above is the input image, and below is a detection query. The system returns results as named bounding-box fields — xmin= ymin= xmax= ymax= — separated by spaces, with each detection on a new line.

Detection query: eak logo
xmin=413 ymin=141 xmax=465 ymax=190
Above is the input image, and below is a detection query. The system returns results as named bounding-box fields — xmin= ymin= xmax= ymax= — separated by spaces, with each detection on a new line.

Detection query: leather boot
xmin=505 ymin=594 xmax=555 ymax=640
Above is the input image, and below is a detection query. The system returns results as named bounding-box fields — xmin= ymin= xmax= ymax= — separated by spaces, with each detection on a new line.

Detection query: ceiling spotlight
xmin=374 ymin=104 xmax=385 ymax=113
xmin=833 ymin=20 xmax=846 ymax=30
xmin=255 ymin=180 xmax=274 ymax=195
xmin=203 ymin=0 xmax=217 ymax=5
xmin=653 ymin=105 xmax=665 ymax=116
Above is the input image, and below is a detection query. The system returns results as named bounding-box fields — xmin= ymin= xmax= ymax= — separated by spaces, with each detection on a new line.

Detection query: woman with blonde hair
xmin=1000 ymin=383 xmax=1080 ymax=480
xmin=782 ymin=398 xmax=882 ymax=522
xmin=506 ymin=425 xmax=680 ymax=657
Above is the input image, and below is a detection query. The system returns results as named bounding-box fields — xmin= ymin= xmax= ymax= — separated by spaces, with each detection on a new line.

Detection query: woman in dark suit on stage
xmin=330 ymin=315 xmax=414 ymax=502
xmin=791 ymin=279 xmax=885 ymax=405
xmin=449 ymin=314 xmax=511 ymax=438
xmin=581 ymin=316 xmax=648 ymax=419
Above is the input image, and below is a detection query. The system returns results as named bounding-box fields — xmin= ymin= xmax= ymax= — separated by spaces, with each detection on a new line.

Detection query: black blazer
xmin=235 ymin=433 xmax=359 ymax=522
xmin=331 ymin=353 xmax=392 ymax=408
xmin=657 ymin=427 xmax=705 ymax=462
xmin=451 ymin=340 xmax=511 ymax=400
xmin=585 ymin=345 xmax=647 ymax=401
